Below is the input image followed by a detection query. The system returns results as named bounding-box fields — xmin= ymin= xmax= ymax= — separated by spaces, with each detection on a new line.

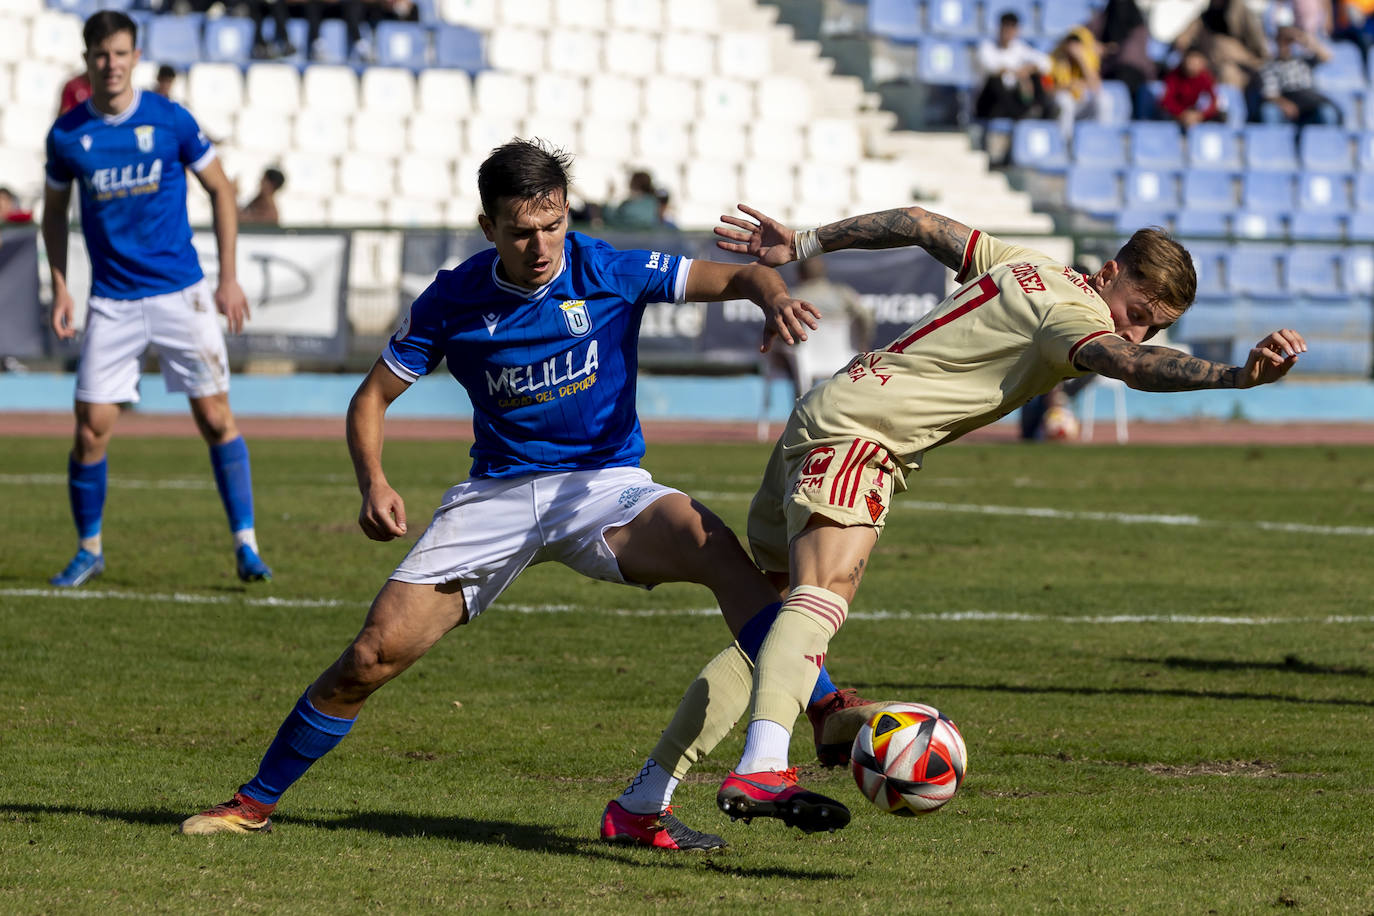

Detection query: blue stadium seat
xmin=1010 ymin=119 xmax=1068 ymax=171
xmin=203 ymin=16 xmax=253 ymax=63
xmin=1175 ymin=210 xmax=1230 ymax=237
xmin=1072 ymin=122 xmax=1126 ymax=168
xmin=1216 ymin=83 xmax=1247 ymax=127
xmin=1187 ymin=123 xmax=1241 ymax=170
xmin=1318 ymin=88 xmax=1362 ymax=129
xmin=1288 ymin=211 xmax=1346 ymax=240
xmin=1244 ymin=124 xmax=1299 ymax=171
xmin=1341 ymin=245 xmax=1374 ymax=292
xmin=434 ymin=24 xmax=484 ymax=72
xmin=1097 ymin=80 xmax=1134 ymax=125
xmin=1281 ymin=339 xmax=1372 ymax=375
xmin=144 ymin=14 xmax=203 ymax=68
xmin=1123 ymin=168 xmax=1179 ymax=209
xmin=1065 ymin=166 xmax=1120 ymax=215
xmin=982 ymin=0 xmax=1040 ymax=37
xmin=1232 ymin=210 xmax=1287 ymax=240
xmin=1353 ymin=172 xmax=1374 ymax=209
xmin=1299 ymin=125 xmax=1355 ymax=172
xmin=1040 ymin=0 xmax=1093 ymax=35
xmin=1357 ymin=131 xmax=1374 ymax=172
xmin=1241 ymin=171 xmax=1295 ymax=212
xmin=1347 ymin=210 xmax=1374 ymax=238
xmin=867 ymin=0 xmax=923 ymax=43
xmin=1114 ymin=207 xmax=1172 ymax=234
xmin=917 ymin=37 xmax=976 ymax=88
xmin=1228 ymin=245 xmax=1289 ymax=298
xmin=1182 ymin=169 xmax=1238 ymax=211
xmin=1189 ymin=242 xmax=1231 ymax=297
xmin=926 ymin=0 xmax=982 ymax=37
xmin=375 ymin=21 xmax=428 ymax=69
xmin=1128 ymin=121 xmax=1184 ymax=169
xmin=413 ymin=0 xmax=438 ymax=24
xmin=1298 ymin=172 xmax=1352 ymax=212
xmin=1315 ymin=42 xmax=1367 ymax=92
xmin=1288 ymin=246 xmax=1347 ymax=300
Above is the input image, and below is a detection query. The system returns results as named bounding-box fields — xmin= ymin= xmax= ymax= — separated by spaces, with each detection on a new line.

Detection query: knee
xmin=332 ymin=634 xmax=399 ymax=693
xmin=192 ymin=399 xmax=237 ymax=443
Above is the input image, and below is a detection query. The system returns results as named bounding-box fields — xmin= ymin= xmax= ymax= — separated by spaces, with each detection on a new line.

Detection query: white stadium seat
xmin=642 ymin=75 xmax=697 ymax=123
xmin=806 ymin=118 xmax=865 ymax=164
xmin=350 ymin=110 xmax=409 ymax=157
xmin=0 ymin=64 xmax=11 ymax=104
xmin=276 ymin=191 xmax=329 ymax=226
xmin=0 ymin=17 xmax=31 ymax=65
xmin=187 ymin=63 xmax=244 ymax=115
xmin=691 ymin=120 xmax=747 ymax=159
xmin=717 ymin=31 xmax=773 ymax=83
xmin=529 ymin=72 xmax=586 ymax=118
xmin=473 ymin=70 xmax=529 ymax=114
xmin=416 ymin=69 xmax=471 ymax=116
xmin=445 ymin=196 xmax=483 ymax=227
xmin=602 ymin=31 xmax=658 ymax=78
xmin=185 ymin=184 xmax=212 ymax=226
xmin=658 ymin=33 xmax=714 ymax=79
xmin=496 ymin=0 xmax=550 ymax=26
xmin=681 ymin=159 xmax=739 ymax=205
xmin=854 ymin=159 xmax=913 ymax=204
xmin=576 ymin=115 xmax=633 ymax=162
xmin=397 ymin=154 xmax=455 ymax=200
xmin=408 ymin=114 xmax=464 ymax=158
xmin=797 ymin=161 xmax=853 ymax=207
xmin=293 ymin=107 xmax=351 ymax=156
xmin=584 ymin=73 xmax=641 ymax=120
xmin=453 ymin=155 xmax=482 ymax=195
xmin=327 ymin=195 xmax=382 ymax=226
xmin=633 ymin=120 xmax=691 ymax=167
xmin=218 ymin=147 xmax=276 ymax=193
xmin=0 ymin=145 xmax=43 ymax=198
xmin=544 ymin=28 xmax=602 ymax=77
xmin=0 ymin=0 xmax=43 ymax=16
xmin=568 ymin=155 xmax=618 ymax=204
xmin=521 ymin=116 xmax=579 ymax=150
xmin=740 ymin=160 xmax=797 ymax=204
xmin=464 ymin=114 xmax=521 ymax=156
xmin=756 ymin=75 xmax=814 ymax=124
xmin=665 ymin=0 xmax=719 ymax=32
xmin=699 ymin=77 xmax=754 ymax=123
xmin=486 ymin=26 xmax=545 ymax=75
xmin=11 ymin=60 xmax=63 ymax=109
xmin=234 ymin=108 xmax=293 ymax=156
xmin=195 ymin=109 xmax=236 ymax=146
xmin=439 ymin=0 xmax=496 ymax=29
xmin=28 ymin=11 xmax=81 ymax=65
xmin=747 ymin=120 xmax=806 ymax=166
xmin=386 ymin=197 xmax=445 ymax=227
xmin=360 ymin=67 xmax=417 ymax=114
xmin=338 ymin=152 xmax=396 ymax=199
xmin=552 ymin=0 xmax=606 ymax=30
xmin=0 ymin=104 xmax=47 ymax=152
xmin=302 ymin=65 xmax=359 ymax=115
xmin=245 ymin=63 xmax=301 ymax=115
xmin=609 ymin=0 xmax=661 ymax=32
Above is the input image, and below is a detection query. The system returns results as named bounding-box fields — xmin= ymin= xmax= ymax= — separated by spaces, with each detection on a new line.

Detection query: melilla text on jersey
xmin=487 ymin=339 xmax=600 ymax=409
xmin=85 ymin=159 xmax=163 ymax=201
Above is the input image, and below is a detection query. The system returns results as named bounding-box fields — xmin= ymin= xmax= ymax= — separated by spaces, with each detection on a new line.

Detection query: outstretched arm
xmin=1074 ymin=329 xmax=1307 ymax=391
xmin=715 ymin=203 xmax=974 ymax=273
xmin=684 ymin=260 xmax=820 ymax=352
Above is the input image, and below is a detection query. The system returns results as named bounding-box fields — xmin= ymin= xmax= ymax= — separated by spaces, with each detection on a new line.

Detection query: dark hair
xmin=263 ymin=167 xmax=286 ymax=190
xmin=999 ymin=11 xmax=1020 ymax=27
xmin=156 ymin=64 xmax=176 ymax=81
xmin=83 ymin=10 xmax=138 ymax=49
xmin=477 ymin=138 xmax=572 ymax=218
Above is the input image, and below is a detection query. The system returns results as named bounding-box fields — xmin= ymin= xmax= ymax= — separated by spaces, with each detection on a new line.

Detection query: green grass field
xmin=2 ymin=434 xmax=1372 ymax=914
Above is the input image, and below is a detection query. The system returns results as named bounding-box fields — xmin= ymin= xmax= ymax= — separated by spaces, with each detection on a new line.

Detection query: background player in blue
xmin=42 ymin=11 xmax=270 ymax=587
xmin=180 ymin=139 xmax=879 ymax=848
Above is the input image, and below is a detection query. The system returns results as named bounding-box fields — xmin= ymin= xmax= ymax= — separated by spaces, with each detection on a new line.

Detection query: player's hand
xmin=50 ymin=289 xmax=77 ymax=340
xmin=759 ymin=294 xmax=821 ymax=353
xmin=715 ymin=204 xmax=796 ymax=266
xmin=359 ymin=484 xmax=408 ymax=541
xmin=1239 ymin=328 xmax=1306 ymax=387
xmin=216 ymin=279 xmax=251 ymax=335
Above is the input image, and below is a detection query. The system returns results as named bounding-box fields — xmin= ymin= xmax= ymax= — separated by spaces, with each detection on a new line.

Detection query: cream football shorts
xmin=747 ymin=434 xmax=898 ymax=575
xmin=390 ymin=466 xmax=680 ymax=618
xmin=76 ymin=279 xmax=230 ymax=403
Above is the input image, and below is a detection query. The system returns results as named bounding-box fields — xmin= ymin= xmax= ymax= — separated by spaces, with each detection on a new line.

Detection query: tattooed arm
xmin=715 ymin=203 xmax=973 ymax=272
xmin=1074 ymin=330 xmax=1307 ymax=391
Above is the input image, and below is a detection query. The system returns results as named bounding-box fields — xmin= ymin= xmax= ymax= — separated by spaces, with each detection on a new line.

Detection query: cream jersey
xmin=789 ymin=229 xmax=1117 ymax=487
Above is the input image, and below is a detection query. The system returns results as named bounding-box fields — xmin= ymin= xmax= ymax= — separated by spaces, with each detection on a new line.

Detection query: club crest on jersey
xmin=559 ymin=299 xmax=591 ymax=337
xmin=134 ymin=125 xmax=154 ymax=153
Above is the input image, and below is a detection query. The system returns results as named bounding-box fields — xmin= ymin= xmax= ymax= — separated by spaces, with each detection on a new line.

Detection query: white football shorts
xmin=390 ymin=466 xmax=680 ymax=618
xmin=75 ymin=279 xmax=230 ymax=403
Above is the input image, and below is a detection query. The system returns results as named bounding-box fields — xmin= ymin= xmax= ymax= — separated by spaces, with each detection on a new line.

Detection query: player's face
xmin=1095 ymin=262 xmax=1168 ymax=344
xmin=479 ymin=193 xmax=569 ymax=290
xmin=85 ymin=30 xmax=140 ymax=106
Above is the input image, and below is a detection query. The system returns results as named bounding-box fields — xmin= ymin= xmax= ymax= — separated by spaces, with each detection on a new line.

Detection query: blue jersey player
xmin=42 ymin=11 xmax=270 ymax=586
xmin=181 ymin=139 xmax=882 ymax=849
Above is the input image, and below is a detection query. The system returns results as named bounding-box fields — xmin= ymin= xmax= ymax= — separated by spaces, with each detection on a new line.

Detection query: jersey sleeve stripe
xmin=671 ymin=257 xmax=692 ymax=303
xmin=1067 ymin=329 xmax=1115 ymax=365
xmin=46 ymin=176 xmax=71 ymax=190
xmin=189 ymin=147 xmax=217 ymax=173
xmin=381 ymin=347 xmax=420 ymax=383
xmin=955 ymin=228 xmax=981 ymax=282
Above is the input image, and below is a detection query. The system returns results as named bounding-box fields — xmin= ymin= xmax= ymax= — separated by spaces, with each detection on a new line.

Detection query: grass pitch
xmin=2 ymin=433 xmax=1372 ymax=914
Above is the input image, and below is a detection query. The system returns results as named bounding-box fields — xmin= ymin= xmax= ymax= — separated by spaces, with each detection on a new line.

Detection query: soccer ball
xmin=1042 ymin=404 xmax=1080 ymax=441
xmin=850 ymin=702 xmax=967 ymax=816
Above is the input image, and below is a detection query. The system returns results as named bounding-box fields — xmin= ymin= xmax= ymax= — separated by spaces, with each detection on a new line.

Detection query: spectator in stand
xmin=239 ymin=167 xmax=286 ymax=226
xmin=1 ymin=187 xmax=34 ymax=224
xmin=58 ymin=72 xmax=91 ymax=116
xmin=250 ymin=0 xmax=295 ymax=59
xmin=1258 ymin=26 xmax=1341 ymax=126
xmin=298 ymin=0 xmax=417 ymax=63
xmin=1091 ymin=0 xmax=1157 ymax=117
xmin=603 ymin=171 xmax=665 ymax=231
xmin=1159 ymin=46 xmax=1227 ymax=126
xmin=975 ymin=11 xmax=1056 ymax=121
xmin=1331 ymin=0 xmax=1374 ymax=63
xmin=1172 ymin=0 xmax=1269 ymax=89
xmin=152 ymin=65 xmax=176 ymax=98
xmin=1049 ymin=27 xmax=1103 ymax=138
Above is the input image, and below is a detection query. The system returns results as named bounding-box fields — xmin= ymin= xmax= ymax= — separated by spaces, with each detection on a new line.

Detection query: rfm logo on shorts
xmin=793 ymin=446 xmax=836 ymax=495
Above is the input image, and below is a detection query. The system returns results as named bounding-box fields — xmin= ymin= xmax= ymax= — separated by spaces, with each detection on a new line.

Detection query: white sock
xmin=234 ymin=528 xmax=259 ymax=551
xmin=735 ymin=719 xmax=791 ymax=774
xmin=79 ymin=535 xmax=102 ymax=555
xmin=616 ymin=758 xmax=680 ymax=815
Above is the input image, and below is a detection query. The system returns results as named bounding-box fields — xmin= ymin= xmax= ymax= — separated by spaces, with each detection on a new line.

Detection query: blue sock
xmin=68 ymin=455 xmax=106 ymax=541
xmin=737 ymin=601 xmax=840 ymax=706
xmin=241 ymin=692 xmax=354 ymax=805
xmin=209 ymin=436 xmax=255 ymax=533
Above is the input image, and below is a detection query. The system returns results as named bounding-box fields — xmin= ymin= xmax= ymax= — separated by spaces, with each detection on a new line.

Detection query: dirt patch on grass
xmin=1127 ymin=759 xmax=1317 ymax=779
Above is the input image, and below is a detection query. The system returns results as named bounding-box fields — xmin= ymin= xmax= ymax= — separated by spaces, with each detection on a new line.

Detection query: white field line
xmin=2 ymin=588 xmax=1371 ymax=626
xmin=0 ymin=473 xmax=213 ymax=490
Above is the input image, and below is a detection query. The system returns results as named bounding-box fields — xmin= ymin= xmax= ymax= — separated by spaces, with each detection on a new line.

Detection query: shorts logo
xmin=801 ymin=447 xmax=836 ymax=476
xmin=619 ymin=486 xmax=654 ymax=509
xmin=135 ymin=125 xmax=155 ymax=153
xmin=864 ymin=488 xmax=884 ymax=522
xmin=560 ymin=299 xmax=591 ymax=337
xmin=80 ymin=134 xmax=93 ymax=151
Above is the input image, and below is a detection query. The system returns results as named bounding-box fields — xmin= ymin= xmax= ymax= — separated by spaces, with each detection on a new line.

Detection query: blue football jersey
xmin=384 ymin=231 xmax=692 ymax=478
xmin=45 ymin=90 xmax=213 ymax=300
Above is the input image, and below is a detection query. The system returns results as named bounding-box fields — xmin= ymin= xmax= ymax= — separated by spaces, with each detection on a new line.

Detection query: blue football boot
xmin=235 ymin=544 xmax=272 ymax=582
xmin=50 ymin=548 xmax=105 ymax=588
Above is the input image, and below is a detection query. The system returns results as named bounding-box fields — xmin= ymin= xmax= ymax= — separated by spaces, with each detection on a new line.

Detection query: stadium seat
xmin=407 ymin=113 xmax=462 ymax=158
xmin=1228 ymin=245 xmax=1288 ymax=298
xmin=497 ymin=0 xmax=551 ymax=27
xmin=529 ymin=71 xmax=586 ymax=118
xmin=584 ymin=73 xmax=642 ymax=120
xmin=302 ymin=65 xmax=359 ymax=115
xmin=1272 ymin=338 xmax=1372 ymax=375
xmin=551 ymin=0 xmax=607 ymax=30
xmin=10 ymin=60 xmax=63 ymax=109
xmin=27 ymin=11 xmax=82 ymax=64
xmin=867 ymin=0 xmax=922 ymax=43
xmin=187 ymin=62 xmax=243 ymax=115
xmin=699 ymin=77 xmax=755 ymax=123
xmin=1114 ymin=207 xmax=1172 ymax=235
xmin=1128 ymin=121 xmax=1185 ymax=169
xmin=756 ymin=75 xmax=815 ymax=125
xmin=387 ymin=197 xmax=446 ymax=227
xmin=416 ymin=68 xmax=471 ymax=116
xmin=982 ymin=0 xmax=1040 ymax=37
xmin=473 ymin=70 xmax=529 ymax=114
xmin=338 ymin=152 xmax=396 ymax=199
xmin=917 ymin=37 xmax=976 ymax=89
xmin=1096 ymin=80 xmax=1134 ymax=125
xmin=1215 ymin=83 xmax=1247 ymax=127
xmin=1288 ymin=246 xmax=1347 ymax=300
xmin=1073 ymin=122 xmax=1126 ymax=169
xmin=440 ymin=0 xmax=496 ymax=29
xmin=1182 ymin=169 xmax=1237 ymax=211
xmin=1298 ymin=172 xmax=1352 ymax=212
xmin=690 ymin=120 xmax=746 ymax=159
xmin=326 ymin=195 xmax=380 ymax=226
xmin=1174 ymin=210 xmax=1229 ymax=237
xmin=747 ymin=120 xmax=805 ymax=166
xmin=1123 ymin=168 xmax=1179 ymax=209
xmin=659 ymin=31 xmax=713 ymax=78
xmin=292 ymin=107 xmax=351 ymax=156
xmin=602 ymin=30 xmax=657 ymax=78
xmin=485 ymin=25 xmax=543 ymax=74
xmin=0 ymin=104 xmax=48 ymax=151
xmin=1041 ymin=0 xmax=1094 ymax=35
xmin=1354 ymin=172 xmax=1374 ymax=209
xmin=797 ymin=160 xmax=852 ymax=207
xmin=1232 ymin=210 xmax=1285 ymax=240
xmin=280 ymin=152 xmax=338 ymax=199
xmin=1299 ymin=125 xmax=1355 ymax=172
xmin=0 ymin=15 xmax=29 ymax=66
xmin=805 ymin=118 xmax=864 ymax=165
xmin=1347 ymin=210 xmax=1374 ymax=239
xmin=434 ymin=23 xmax=484 ymax=71
xmin=1010 ymin=119 xmax=1069 ymax=171
xmin=1315 ymin=41 xmax=1366 ymax=92
xmin=397 ymin=154 xmax=455 ymax=199
xmin=609 ymin=0 xmax=661 ymax=31
xmin=1323 ymin=89 xmax=1363 ymax=130
xmin=1243 ymin=124 xmax=1299 ymax=172
xmin=1341 ymin=245 xmax=1374 ymax=292
xmin=521 ymin=115 xmax=578 ymax=149
xmin=575 ymin=115 xmax=633 ymax=161
xmin=144 ymin=15 xmax=202 ymax=68
xmin=350 ymin=110 xmax=408 ymax=156
xmin=1187 ymin=123 xmax=1241 ymax=170
xmin=926 ymin=0 xmax=981 ymax=37
xmin=643 ymin=75 xmax=698 ymax=123
xmin=464 ymin=113 xmax=520 ymax=155
xmin=374 ymin=21 xmax=429 ymax=70
xmin=1288 ymin=211 xmax=1346 ymax=240
xmin=1189 ymin=243 xmax=1230 ymax=297
xmin=716 ymin=31 xmax=772 ymax=83
xmin=245 ymin=63 xmax=301 ymax=115
xmin=360 ymin=67 xmax=417 ymax=114
xmin=681 ymin=158 xmax=740 ymax=207
xmin=1241 ymin=171 xmax=1295 ymax=213
xmin=1065 ymin=166 xmax=1120 ymax=216
xmin=233 ymin=107 xmax=292 ymax=156
xmin=635 ymin=120 xmax=691 ymax=166
xmin=665 ymin=0 xmax=719 ymax=33
xmin=202 ymin=16 xmax=253 ymax=63
xmin=543 ymin=27 xmax=601 ymax=76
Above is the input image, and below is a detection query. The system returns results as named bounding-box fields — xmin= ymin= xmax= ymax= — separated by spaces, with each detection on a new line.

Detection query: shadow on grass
xmin=1119 ymin=654 xmax=1370 ymax=677
xmin=861 ymin=680 xmax=1374 ymax=708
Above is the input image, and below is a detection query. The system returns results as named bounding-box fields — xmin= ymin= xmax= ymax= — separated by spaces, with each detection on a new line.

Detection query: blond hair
xmin=1112 ymin=228 xmax=1196 ymax=323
